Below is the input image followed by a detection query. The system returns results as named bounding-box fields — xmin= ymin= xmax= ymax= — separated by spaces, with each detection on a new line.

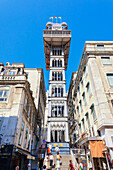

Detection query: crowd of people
xmin=42 ymin=143 xmax=62 ymax=170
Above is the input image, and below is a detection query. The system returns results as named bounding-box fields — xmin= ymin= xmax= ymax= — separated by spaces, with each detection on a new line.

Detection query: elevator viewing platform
xmin=43 ymin=22 xmax=71 ymax=70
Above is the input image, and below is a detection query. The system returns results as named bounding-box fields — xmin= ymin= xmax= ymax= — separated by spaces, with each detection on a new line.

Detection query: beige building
xmin=67 ymin=72 xmax=77 ymax=145
xmin=0 ymin=63 xmax=46 ymax=170
xmin=69 ymin=41 xmax=113 ymax=169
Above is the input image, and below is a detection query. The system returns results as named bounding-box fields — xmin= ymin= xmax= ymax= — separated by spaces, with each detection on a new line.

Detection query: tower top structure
xmin=43 ymin=22 xmax=71 ymax=70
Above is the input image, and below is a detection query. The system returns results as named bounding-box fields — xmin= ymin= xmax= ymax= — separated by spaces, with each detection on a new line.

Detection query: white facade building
xmin=43 ymin=22 xmax=71 ymax=146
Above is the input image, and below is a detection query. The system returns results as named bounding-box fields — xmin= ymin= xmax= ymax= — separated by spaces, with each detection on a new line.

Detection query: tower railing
xmin=43 ymin=30 xmax=71 ymax=37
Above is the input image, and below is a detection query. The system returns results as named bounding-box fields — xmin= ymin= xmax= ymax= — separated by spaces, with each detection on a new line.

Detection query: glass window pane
xmin=101 ymin=57 xmax=112 ymax=65
xmin=0 ymin=98 xmax=4 ymax=101
xmin=0 ymin=91 xmax=3 ymax=97
xmin=4 ymin=91 xmax=8 ymax=97
xmin=107 ymin=74 xmax=113 ymax=86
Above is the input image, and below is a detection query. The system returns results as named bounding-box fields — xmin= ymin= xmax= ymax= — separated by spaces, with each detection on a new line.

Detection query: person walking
xmin=44 ymin=156 xmax=49 ymax=170
xmin=47 ymin=147 xmax=50 ymax=156
xmin=56 ymin=152 xmax=60 ymax=161
xmin=49 ymin=142 xmax=52 ymax=153
xmin=102 ymin=161 xmax=107 ymax=170
xmin=50 ymin=153 xmax=54 ymax=168
xmin=69 ymin=160 xmax=75 ymax=170
xmin=88 ymin=160 xmax=93 ymax=170
xmin=56 ymin=159 xmax=60 ymax=170
xmin=78 ymin=161 xmax=83 ymax=170
xmin=55 ymin=145 xmax=60 ymax=155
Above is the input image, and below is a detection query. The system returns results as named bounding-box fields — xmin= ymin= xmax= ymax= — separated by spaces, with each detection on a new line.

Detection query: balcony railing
xmin=43 ymin=30 xmax=71 ymax=37
xmin=0 ymin=75 xmax=27 ymax=81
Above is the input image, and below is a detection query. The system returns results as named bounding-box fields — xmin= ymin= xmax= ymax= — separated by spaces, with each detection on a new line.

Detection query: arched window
xmin=51 ymin=105 xmax=64 ymax=117
xmin=58 ymin=88 xmax=61 ymax=97
xmin=55 ymin=60 xmax=57 ymax=67
xmin=60 ymin=60 xmax=62 ymax=67
xmin=52 ymin=60 xmax=54 ymax=67
xmin=61 ymin=88 xmax=63 ymax=97
xmin=58 ymin=72 xmax=63 ymax=81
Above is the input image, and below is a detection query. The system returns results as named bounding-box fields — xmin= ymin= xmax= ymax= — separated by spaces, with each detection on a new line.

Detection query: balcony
xmin=43 ymin=30 xmax=71 ymax=38
xmin=0 ymin=75 xmax=27 ymax=81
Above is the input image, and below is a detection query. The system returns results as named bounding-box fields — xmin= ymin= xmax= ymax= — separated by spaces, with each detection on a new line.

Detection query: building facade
xmin=67 ymin=72 xmax=77 ymax=146
xmin=70 ymin=41 xmax=113 ymax=169
xmin=0 ymin=63 xmax=46 ymax=170
xmin=43 ymin=22 xmax=71 ymax=149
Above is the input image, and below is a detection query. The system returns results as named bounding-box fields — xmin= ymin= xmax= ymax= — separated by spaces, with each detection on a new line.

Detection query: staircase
xmin=53 ymin=155 xmax=72 ymax=170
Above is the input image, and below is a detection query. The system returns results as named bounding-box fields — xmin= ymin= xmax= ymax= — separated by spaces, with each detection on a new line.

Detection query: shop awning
xmin=16 ymin=148 xmax=35 ymax=160
xmin=89 ymin=141 xmax=105 ymax=158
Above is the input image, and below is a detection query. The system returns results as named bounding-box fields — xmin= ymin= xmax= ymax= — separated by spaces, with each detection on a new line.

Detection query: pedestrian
xmin=55 ymin=145 xmax=60 ymax=155
xmin=47 ymin=147 xmax=50 ymax=156
xmin=56 ymin=159 xmax=60 ymax=170
xmin=75 ymin=159 xmax=79 ymax=170
xmin=50 ymin=153 xmax=54 ymax=168
xmin=49 ymin=142 xmax=52 ymax=153
xmin=39 ymin=158 xmax=44 ymax=170
xmin=78 ymin=161 xmax=83 ymax=170
xmin=88 ymin=160 xmax=92 ymax=170
xmin=102 ymin=161 xmax=107 ymax=170
xmin=69 ymin=160 xmax=75 ymax=170
xmin=44 ymin=156 xmax=50 ymax=170
xmin=56 ymin=152 xmax=60 ymax=161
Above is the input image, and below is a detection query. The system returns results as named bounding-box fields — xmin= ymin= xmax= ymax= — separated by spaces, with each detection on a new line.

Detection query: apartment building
xmin=70 ymin=41 xmax=113 ymax=169
xmin=67 ymin=72 xmax=77 ymax=146
xmin=0 ymin=63 xmax=46 ymax=170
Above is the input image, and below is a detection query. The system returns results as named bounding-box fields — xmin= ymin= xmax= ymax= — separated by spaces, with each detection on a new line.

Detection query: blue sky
xmin=0 ymin=0 xmax=113 ymax=91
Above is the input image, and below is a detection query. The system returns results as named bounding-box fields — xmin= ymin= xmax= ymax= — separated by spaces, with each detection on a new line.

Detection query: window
xmin=79 ymin=123 xmax=82 ymax=134
xmin=82 ymin=92 xmax=87 ymax=105
xmin=0 ymin=86 xmax=10 ymax=101
xmin=111 ymin=100 xmax=113 ymax=107
xmin=86 ymin=82 xmax=92 ymax=97
xmin=86 ymin=113 xmax=90 ymax=127
xmin=31 ymin=112 xmax=34 ymax=122
xmin=107 ymin=74 xmax=113 ymax=86
xmin=28 ymin=106 xmax=31 ymax=118
xmin=51 ymin=105 xmax=64 ymax=117
xmin=79 ymin=100 xmax=83 ymax=112
xmin=52 ymin=72 xmax=63 ymax=81
xmin=80 ymin=77 xmax=83 ymax=87
xmin=52 ymin=60 xmax=62 ymax=67
xmin=52 ymin=87 xmax=63 ymax=97
xmin=8 ymin=71 xmax=16 ymax=75
xmin=82 ymin=119 xmax=85 ymax=132
xmin=18 ymin=121 xmax=25 ymax=145
xmin=83 ymin=66 xmax=87 ymax=77
xmin=25 ymin=96 xmax=28 ymax=110
xmin=97 ymin=44 xmax=104 ymax=47
xmin=101 ymin=57 xmax=112 ymax=66
xmin=58 ymin=60 xmax=62 ymax=67
xmin=27 ymin=131 xmax=31 ymax=150
xmin=90 ymin=104 xmax=97 ymax=121
xmin=77 ymin=106 xmax=80 ymax=115
xmin=24 ymin=126 xmax=28 ymax=148
xmin=52 ymin=49 xmax=62 ymax=56
xmin=78 ymin=86 xmax=80 ymax=94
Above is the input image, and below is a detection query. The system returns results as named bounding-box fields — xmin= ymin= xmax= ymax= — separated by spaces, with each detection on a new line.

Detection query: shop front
xmin=0 ymin=145 xmax=35 ymax=170
xmin=89 ymin=141 xmax=109 ymax=170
